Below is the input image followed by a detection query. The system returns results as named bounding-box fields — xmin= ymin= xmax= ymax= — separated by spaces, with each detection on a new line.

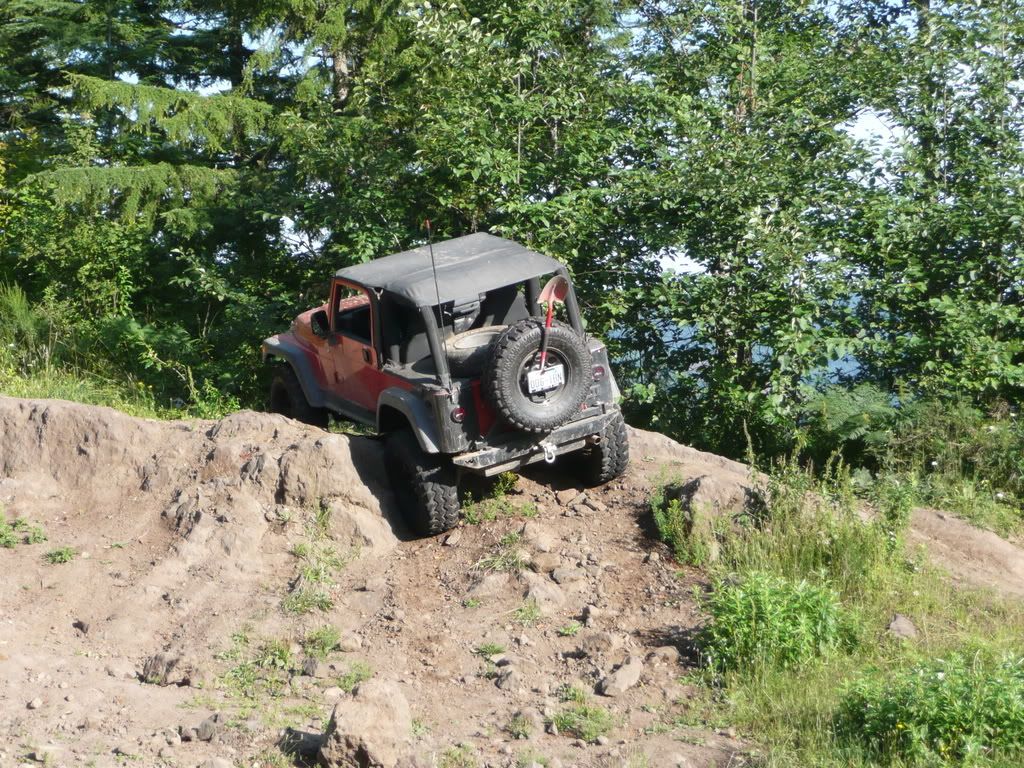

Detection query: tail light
xmin=450 ymin=407 xmax=466 ymax=424
xmin=592 ymin=365 xmax=606 ymax=381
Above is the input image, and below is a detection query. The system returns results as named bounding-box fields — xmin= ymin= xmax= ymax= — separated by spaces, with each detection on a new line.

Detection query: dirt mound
xmin=2 ymin=396 xmax=1022 ymax=768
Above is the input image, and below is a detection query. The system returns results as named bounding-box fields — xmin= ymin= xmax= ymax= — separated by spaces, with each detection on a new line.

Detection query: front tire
xmin=385 ymin=430 xmax=460 ymax=536
xmin=578 ymin=410 xmax=630 ymax=485
xmin=269 ymin=366 xmax=329 ymax=428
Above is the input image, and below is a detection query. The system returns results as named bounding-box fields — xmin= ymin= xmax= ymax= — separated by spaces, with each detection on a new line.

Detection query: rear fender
xmin=377 ymin=388 xmax=441 ymax=454
xmin=262 ymin=335 xmax=327 ymax=408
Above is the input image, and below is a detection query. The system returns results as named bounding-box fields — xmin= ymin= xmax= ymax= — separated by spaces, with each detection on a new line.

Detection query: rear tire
xmin=578 ymin=410 xmax=630 ymax=485
xmin=269 ymin=366 xmax=329 ymax=428
xmin=447 ymin=325 xmax=507 ymax=377
xmin=386 ymin=430 xmax=460 ymax=536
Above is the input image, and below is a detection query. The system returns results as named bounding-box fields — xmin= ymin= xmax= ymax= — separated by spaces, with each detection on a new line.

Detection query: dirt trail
xmin=1 ymin=396 xmax=1022 ymax=768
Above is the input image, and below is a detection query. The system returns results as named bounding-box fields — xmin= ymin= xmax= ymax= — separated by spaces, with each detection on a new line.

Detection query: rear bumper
xmin=451 ymin=410 xmax=614 ymax=476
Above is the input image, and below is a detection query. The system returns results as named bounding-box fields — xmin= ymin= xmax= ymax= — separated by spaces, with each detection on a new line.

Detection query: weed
xmin=474 ymin=532 xmax=528 ymax=573
xmin=493 ymin=471 xmax=519 ymax=497
xmin=462 ymin=597 xmax=482 ymax=609
xmin=282 ymin=588 xmax=333 ymax=614
xmin=1 ymin=516 xmax=46 ymax=547
xmin=513 ymin=599 xmax=541 ymax=626
xmin=0 ymin=518 xmax=16 ymax=548
xmin=253 ymin=747 xmax=292 ymax=768
xmin=313 ymin=499 xmax=332 ymax=538
xmin=557 ymin=621 xmax=582 ymax=637
xmin=337 ymin=660 xmax=372 ymax=693
xmin=255 ymin=640 xmax=293 ymax=671
xmin=43 ymin=546 xmax=75 ymax=564
xmin=439 ymin=745 xmax=478 ymax=768
xmin=411 ymin=718 xmax=431 ymax=738
xmin=556 ymin=684 xmax=588 ymax=704
xmin=697 ymin=572 xmax=857 ymax=673
xmin=474 ymin=642 xmax=505 ymax=657
xmin=303 ymin=626 xmax=340 ymax=660
xmin=836 ymin=653 xmax=1024 ymax=764
xmin=551 ymin=703 xmax=614 ymax=742
xmin=516 ymin=751 xmax=549 ymax=768
xmin=506 ymin=713 xmax=533 ymax=739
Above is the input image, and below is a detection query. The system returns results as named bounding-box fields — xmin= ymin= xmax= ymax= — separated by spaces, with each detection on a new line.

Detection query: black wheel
xmin=577 ymin=410 xmax=630 ymax=485
xmin=268 ymin=366 xmax=329 ymax=428
xmin=483 ymin=318 xmax=592 ymax=433
xmin=447 ymin=325 xmax=507 ymax=377
xmin=385 ymin=430 xmax=460 ymax=536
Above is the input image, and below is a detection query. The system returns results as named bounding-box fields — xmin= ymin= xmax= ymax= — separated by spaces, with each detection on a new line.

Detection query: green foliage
xmin=557 ymin=621 xmax=582 ymax=637
xmin=0 ymin=516 xmax=46 ymax=548
xmin=43 ymin=546 xmax=75 ymax=564
xmin=337 ymin=660 xmax=373 ymax=693
xmin=649 ymin=481 xmax=713 ymax=566
xmin=506 ymin=713 xmax=533 ymax=739
xmin=697 ymin=572 xmax=856 ymax=673
xmin=551 ymin=702 xmax=614 ymax=742
xmin=303 ymin=626 xmax=341 ymax=660
xmin=474 ymin=643 xmax=505 ymax=658
xmin=474 ymin=532 xmax=528 ymax=573
xmin=439 ymin=746 xmax=478 ymax=768
xmin=513 ymin=600 xmax=541 ymax=626
xmin=837 ymin=654 xmax=1024 ymax=764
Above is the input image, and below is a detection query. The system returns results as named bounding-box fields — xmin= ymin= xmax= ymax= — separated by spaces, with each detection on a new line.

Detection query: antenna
xmin=424 ymin=220 xmax=450 ymax=390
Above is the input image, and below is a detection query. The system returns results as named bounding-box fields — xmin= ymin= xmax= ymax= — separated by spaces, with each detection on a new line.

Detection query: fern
xmin=801 ymin=384 xmax=898 ymax=464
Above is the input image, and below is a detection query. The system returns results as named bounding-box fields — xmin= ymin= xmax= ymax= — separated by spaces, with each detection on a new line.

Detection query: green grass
xmin=506 ymin=713 xmax=534 ymax=739
xmin=337 ymin=660 xmax=373 ymax=693
xmin=0 ymin=516 xmax=47 ymax=548
xmin=282 ymin=588 xmax=333 ymax=614
xmin=557 ymin=621 xmax=582 ymax=637
xmin=551 ymin=702 xmax=614 ymax=742
xmin=513 ymin=599 xmax=541 ymax=626
xmin=556 ymin=684 xmax=588 ymax=704
xmin=474 ymin=532 xmax=528 ymax=573
xmin=43 ymin=546 xmax=75 ymax=564
xmin=474 ymin=642 xmax=505 ymax=657
xmin=836 ymin=653 xmax=1024 ymax=764
xmin=302 ymin=626 xmax=340 ymax=659
xmin=668 ymin=454 xmax=1024 ymax=767
xmin=696 ymin=572 xmax=857 ymax=673
xmin=439 ymin=745 xmax=478 ymax=768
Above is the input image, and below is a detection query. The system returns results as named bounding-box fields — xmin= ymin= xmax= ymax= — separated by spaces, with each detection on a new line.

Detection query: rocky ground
xmin=1 ymin=397 xmax=1022 ymax=768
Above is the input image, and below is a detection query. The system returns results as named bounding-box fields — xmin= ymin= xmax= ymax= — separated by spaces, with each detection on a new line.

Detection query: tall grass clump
xmin=836 ymin=653 xmax=1024 ymax=765
xmin=697 ymin=572 xmax=857 ymax=673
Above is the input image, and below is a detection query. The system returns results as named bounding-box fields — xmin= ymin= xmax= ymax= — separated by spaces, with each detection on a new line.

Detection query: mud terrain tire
xmin=484 ymin=318 xmax=592 ymax=433
xmin=269 ymin=366 xmax=328 ymax=428
xmin=577 ymin=410 xmax=630 ymax=485
xmin=447 ymin=325 xmax=507 ymax=377
xmin=386 ymin=430 xmax=460 ymax=536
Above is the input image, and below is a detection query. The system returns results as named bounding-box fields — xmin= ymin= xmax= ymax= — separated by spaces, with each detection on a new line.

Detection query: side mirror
xmin=311 ymin=310 xmax=330 ymax=338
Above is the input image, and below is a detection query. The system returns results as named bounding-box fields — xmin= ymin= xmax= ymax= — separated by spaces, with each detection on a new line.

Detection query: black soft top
xmin=335 ymin=233 xmax=563 ymax=307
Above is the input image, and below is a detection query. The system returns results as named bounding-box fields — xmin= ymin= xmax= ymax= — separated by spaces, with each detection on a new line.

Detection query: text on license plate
xmin=527 ymin=364 xmax=565 ymax=393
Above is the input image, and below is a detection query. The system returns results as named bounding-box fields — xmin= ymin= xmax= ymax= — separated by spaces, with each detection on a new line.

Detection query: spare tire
xmin=484 ymin=318 xmax=592 ymax=433
xmin=447 ymin=325 xmax=507 ymax=377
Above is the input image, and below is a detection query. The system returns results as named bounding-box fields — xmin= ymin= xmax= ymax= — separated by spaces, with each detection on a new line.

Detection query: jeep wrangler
xmin=262 ymin=233 xmax=629 ymax=535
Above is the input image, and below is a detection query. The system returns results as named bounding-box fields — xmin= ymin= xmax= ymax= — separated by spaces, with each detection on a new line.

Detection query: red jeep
xmin=262 ymin=233 xmax=628 ymax=535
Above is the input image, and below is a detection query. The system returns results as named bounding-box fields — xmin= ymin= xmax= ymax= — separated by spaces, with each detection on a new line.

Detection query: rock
xmin=196 ymin=715 xmax=219 ymax=742
xmin=303 ymin=658 xmax=330 ymax=678
xmin=113 ymin=743 xmax=139 ymax=757
xmin=495 ymin=667 xmax=522 ymax=691
xmin=141 ymin=653 xmax=181 ymax=685
xmin=337 ymin=632 xmax=363 ymax=652
xmin=520 ymin=571 xmax=566 ymax=616
xmin=551 ymin=567 xmax=583 ymax=585
xmin=576 ymin=630 xmax=622 ymax=659
xmin=530 ymin=552 xmax=561 ymax=574
xmin=598 ymin=655 xmax=644 ymax=697
xmin=647 ymin=646 xmax=681 ymax=665
xmin=26 ymin=697 xmax=42 ymax=710
xmin=323 ymin=686 xmax=345 ymax=700
xmin=467 ymin=572 xmax=512 ymax=599
xmin=596 ymin=735 xmax=610 ymax=746
xmin=201 ymin=759 xmax=234 ymax=768
xmin=521 ymin=521 xmax=555 ymax=553
xmin=511 ymin=708 xmax=544 ymax=736
xmin=72 ymin=619 xmax=90 ymax=634
xmin=584 ymin=497 xmax=607 ymax=513
xmin=644 ymin=551 xmax=660 ymax=564
xmin=28 ymin=745 xmax=62 ymax=763
xmin=555 ymin=488 xmax=582 ymax=506
xmin=318 ymin=680 xmax=412 ymax=768
xmin=887 ymin=613 xmax=919 ymax=640
xmin=442 ymin=530 xmax=462 ymax=547
xmin=104 ymin=659 xmax=137 ymax=680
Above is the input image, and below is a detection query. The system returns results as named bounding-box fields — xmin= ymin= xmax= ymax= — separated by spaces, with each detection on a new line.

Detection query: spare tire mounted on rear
xmin=483 ymin=318 xmax=592 ymax=433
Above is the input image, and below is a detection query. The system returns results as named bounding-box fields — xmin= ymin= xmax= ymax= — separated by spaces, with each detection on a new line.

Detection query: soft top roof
xmin=336 ymin=233 xmax=563 ymax=307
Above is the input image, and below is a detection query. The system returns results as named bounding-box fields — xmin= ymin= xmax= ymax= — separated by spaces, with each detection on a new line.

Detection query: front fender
xmin=262 ymin=335 xmax=327 ymax=409
xmin=377 ymin=388 xmax=442 ymax=454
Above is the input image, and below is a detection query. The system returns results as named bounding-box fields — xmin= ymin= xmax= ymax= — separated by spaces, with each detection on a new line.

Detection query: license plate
xmin=527 ymin=364 xmax=565 ymax=393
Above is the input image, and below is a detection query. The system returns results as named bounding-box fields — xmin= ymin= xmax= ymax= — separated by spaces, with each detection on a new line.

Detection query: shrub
xmin=44 ymin=546 xmax=76 ymax=564
xmin=697 ymin=572 xmax=856 ymax=673
xmin=551 ymin=703 xmax=614 ymax=742
xmin=649 ymin=480 xmax=713 ymax=566
xmin=836 ymin=654 xmax=1024 ymax=764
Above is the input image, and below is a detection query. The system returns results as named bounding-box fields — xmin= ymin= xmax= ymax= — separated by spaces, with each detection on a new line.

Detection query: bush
xmin=697 ymin=572 xmax=856 ymax=673
xmin=837 ymin=654 xmax=1024 ymax=764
